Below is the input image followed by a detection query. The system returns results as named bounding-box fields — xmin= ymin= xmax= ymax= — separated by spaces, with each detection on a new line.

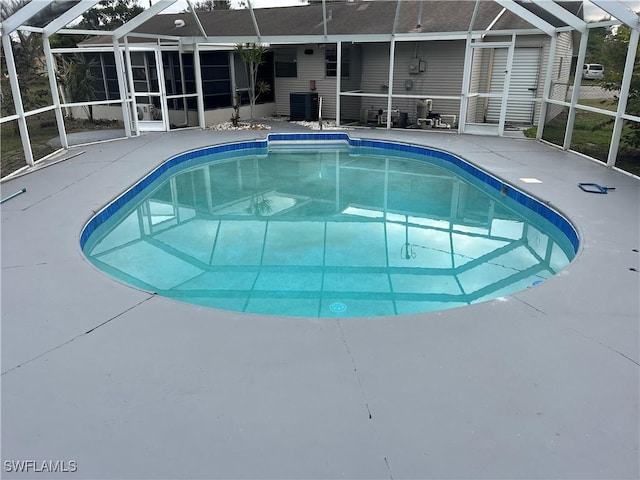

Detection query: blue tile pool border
xmin=80 ymin=133 xmax=580 ymax=254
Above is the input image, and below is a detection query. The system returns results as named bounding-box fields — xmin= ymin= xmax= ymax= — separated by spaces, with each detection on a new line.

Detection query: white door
xmin=130 ymin=49 xmax=167 ymax=132
xmin=486 ymin=47 xmax=541 ymax=125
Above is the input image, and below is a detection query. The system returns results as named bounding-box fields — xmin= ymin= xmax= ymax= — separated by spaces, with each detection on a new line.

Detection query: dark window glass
xmin=199 ymin=51 xmax=232 ymax=109
xmin=325 ymin=45 xmax=350 ymax=78
xmin=275 ymin=48 xmax=297 ymax=77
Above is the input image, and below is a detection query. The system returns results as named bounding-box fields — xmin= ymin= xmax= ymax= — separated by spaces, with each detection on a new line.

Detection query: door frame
xmin=461 ymin=36 xmax=515 ymax=136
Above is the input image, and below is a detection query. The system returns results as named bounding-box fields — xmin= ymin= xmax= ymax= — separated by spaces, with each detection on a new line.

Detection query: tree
xmin=1 ymin=0 xmax=43 ymax=83
xmin=79 ymin=0 xmax=145 ymax=30
xmin=235 ymin=43 xmax=271 ymax=121
xmin=57 ymin=54 xmax=99 ymax=122
xmin=1 ymin=0 xmax=49 ymax=120
xmin=585 ymin=26 xmax=608 ymax=63
xmin=190 ymin=0 xmax=231 ymax=11
xmin=600 ymin=25 xmax=640 ymax=147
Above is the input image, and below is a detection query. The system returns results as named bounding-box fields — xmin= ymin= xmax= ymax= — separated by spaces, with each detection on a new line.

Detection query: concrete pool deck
xmin=1 ymin=125 xmax=638 ymax=479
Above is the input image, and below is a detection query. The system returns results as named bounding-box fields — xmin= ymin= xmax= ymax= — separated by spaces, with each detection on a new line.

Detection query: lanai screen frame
xmin=1 ymin=0 xmax=638 ymax=174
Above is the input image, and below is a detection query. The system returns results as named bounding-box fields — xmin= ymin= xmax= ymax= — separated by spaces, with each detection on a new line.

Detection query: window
xmin=275 ymin=48 xmax=297 ymax=78
xmin=162 ymin=52 xmax=197 ymax=110
xmin=199 ymin=51 xmax=232 ymax=110
xmin=102 ymin=53 xmax=120 ymax=100
xmin=325 ymin=45 xmax=350 ymax=78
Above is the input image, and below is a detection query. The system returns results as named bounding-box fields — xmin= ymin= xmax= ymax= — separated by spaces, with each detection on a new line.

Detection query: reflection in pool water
xmin=83 ymin=145 xmax=574 ymax=317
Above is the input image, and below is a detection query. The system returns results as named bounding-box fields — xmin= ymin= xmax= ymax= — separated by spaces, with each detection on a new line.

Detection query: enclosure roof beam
xmin=529 ymin=0 xmax=587 ymax=32
xmin=58 ymin=28 xmax=115 ymax=36
xmin=16 ymin=25 xmax=44 ymax=33
xmin=494 ymin=0 xmax=556 ymax=36
xmin=184 ymin=0 xmax=208 ymax=38
xmin=468 ymin=0 xmax=481 ymax=32
xmin=588 ymin=0 xmax=640 ymax=31
xmin=113 ymin=0 xmax=177 ymax=39
xmin=246 ymin=0 xmax=262 ymax=40
xmin=43 ymin=0 xmax=102 ymax=37
xmin=321 ymin=0 xmax=328 ymax=39
xmin=391 ymin=0 xmax=402 ymax=35
xmin=2 ymin=0 xmax=54 ymax=35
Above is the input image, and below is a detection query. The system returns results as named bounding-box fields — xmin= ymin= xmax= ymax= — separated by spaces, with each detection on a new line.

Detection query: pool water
xmin=83 ymin=143 xmax=575 ymax=318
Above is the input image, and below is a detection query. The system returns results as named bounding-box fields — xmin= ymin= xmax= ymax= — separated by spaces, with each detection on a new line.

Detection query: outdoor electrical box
xmin=290 ymin=92 xmax=319 ymax=121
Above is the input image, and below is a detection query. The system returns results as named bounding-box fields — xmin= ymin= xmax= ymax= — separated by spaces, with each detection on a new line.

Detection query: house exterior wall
xmin=547 ymin=30 xmax=573 ymax=121
xmin=479 ymin=32 xmax=572 ymax=125
xmin=279 ymin=41 xmax=466 ymax=125
xmin=354 ymin=40 xmax=465 ymax=125
xmin=271 ymin=34 xmax=571 ymax=127
xmin=390 ymin=40 xmax=465 ymax=124
xmin=274 ymin=45 xmax=327 ymax=118
xmin=82 ymin=33 xmax=570 ymax=130
xmin=272 ymin=44 xmax=362 ymax=121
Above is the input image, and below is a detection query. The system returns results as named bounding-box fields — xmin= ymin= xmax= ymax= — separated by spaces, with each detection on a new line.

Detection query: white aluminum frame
xmin=2 ymin=0 xmax=640 ymax=177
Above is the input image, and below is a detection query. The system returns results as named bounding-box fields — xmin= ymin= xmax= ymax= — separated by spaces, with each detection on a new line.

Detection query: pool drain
xmin=329 ymin=302 xmax=347 ymax=313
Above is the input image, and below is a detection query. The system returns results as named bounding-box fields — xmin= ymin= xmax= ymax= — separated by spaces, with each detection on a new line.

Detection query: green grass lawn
xmin=1 ymin=114 xmax=123 ymax=178
xmin=525 ymin=99 xmax=640 ymax=176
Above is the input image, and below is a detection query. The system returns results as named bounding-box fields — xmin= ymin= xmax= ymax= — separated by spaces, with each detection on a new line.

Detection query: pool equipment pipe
xmin=416 ymin=98 xmax=455 ymax=129
xmin=0 ymin=187 xmax=26 ymax=204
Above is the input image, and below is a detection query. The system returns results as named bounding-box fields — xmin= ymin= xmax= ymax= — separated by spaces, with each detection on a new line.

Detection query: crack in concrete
xmin=2 ymin=262 xmax=48 ymax=269
xmin=336 ymin=319 xmax=373 ymax=420
xmin=515 ymin=296 xmax=639 ymax=367
xmin=384 ymin=456 xmax=394 ymax=480
xmin=1 ymin=295 xmax=154 ymax=376
xmin=514 ymin=296 xmax=548 ymax=315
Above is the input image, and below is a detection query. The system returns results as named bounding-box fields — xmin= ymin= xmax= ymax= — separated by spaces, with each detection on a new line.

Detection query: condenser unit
xmin=290 ymin=92 xmax=319 ymax=121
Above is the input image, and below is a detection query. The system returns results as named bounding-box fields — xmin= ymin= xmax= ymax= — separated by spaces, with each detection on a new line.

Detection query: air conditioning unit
xmin=137 ymin=103 xmax=155 ymax=121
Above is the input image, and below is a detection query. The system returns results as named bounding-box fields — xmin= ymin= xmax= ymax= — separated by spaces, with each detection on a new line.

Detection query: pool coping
xmin=1 ymin=127 xmax=638 ymax=479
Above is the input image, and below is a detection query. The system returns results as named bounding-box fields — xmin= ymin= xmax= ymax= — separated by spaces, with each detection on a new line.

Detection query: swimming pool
xmin=81 ymin=133 xmax=578 ymax=318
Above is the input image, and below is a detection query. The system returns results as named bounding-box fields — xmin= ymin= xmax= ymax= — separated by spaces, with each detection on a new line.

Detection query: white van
xmin=582 ymin=64 xmax=604 ymax=80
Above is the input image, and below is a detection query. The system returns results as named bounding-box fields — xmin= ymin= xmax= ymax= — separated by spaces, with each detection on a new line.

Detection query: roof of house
xmin=80 ymin=0 xmax=582 ymax=46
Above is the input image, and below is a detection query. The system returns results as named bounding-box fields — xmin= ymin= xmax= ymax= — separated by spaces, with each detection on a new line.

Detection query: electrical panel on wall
xmin=409 ymin=58 xmax=427 ymax=75
xmin=409 ymin=58 xmax=420 ymax=75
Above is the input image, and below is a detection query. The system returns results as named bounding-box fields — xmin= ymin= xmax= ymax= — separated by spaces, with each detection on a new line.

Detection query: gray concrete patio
xmin=1 ymin=123 xmax=638 ymax=479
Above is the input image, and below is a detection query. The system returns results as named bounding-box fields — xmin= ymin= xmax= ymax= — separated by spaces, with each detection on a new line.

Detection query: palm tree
xmin=57 ymin=54 xmax=98 ymax=122
xmin=235 ymin=43 xmax=271 ymax=121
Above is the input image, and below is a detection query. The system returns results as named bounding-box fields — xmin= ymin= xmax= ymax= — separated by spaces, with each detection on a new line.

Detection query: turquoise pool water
xmin=82 ymin=138 xmax=576 ymax=318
